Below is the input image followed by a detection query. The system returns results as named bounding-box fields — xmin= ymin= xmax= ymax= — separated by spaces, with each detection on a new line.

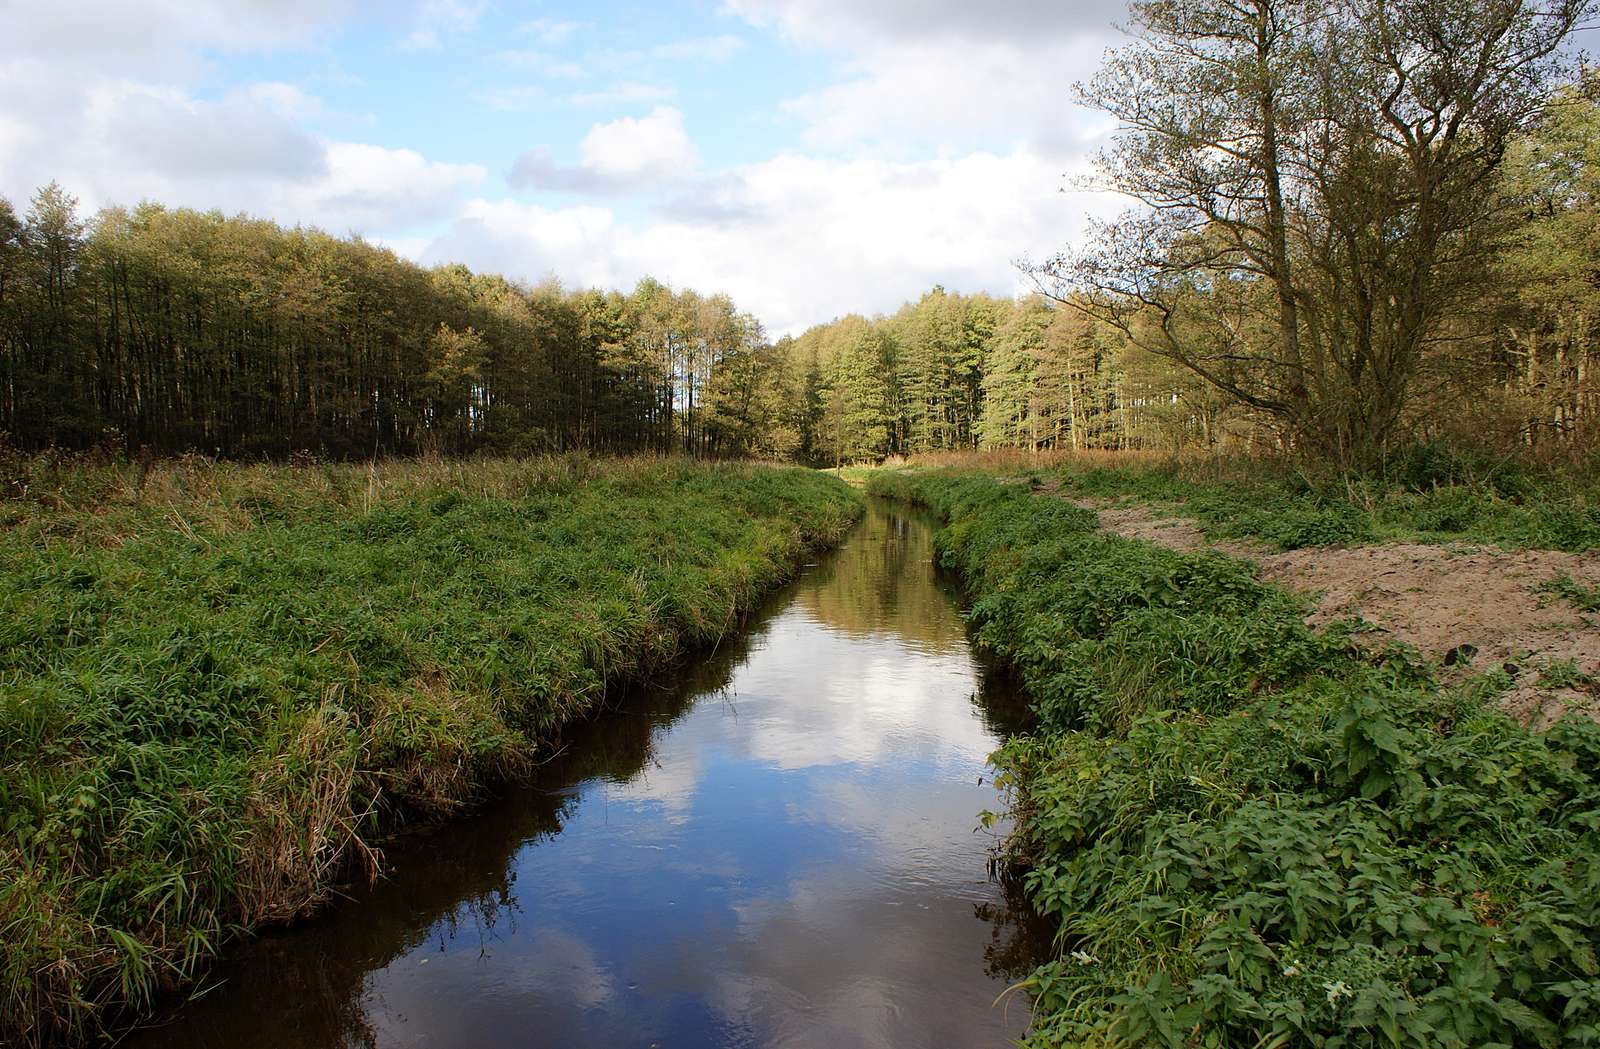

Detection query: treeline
xmin=3 ymin=69 xmax=1595 ymax=468
xmin=778 ymin=75 xmax=1600 ymax=466
xmin=783 ymin=288 xmax=1247 ymax=463
xmin=0 ymin=188 xmax=804 ymax=459
xmin=791 ymin=73 xmax=1600 ymax=465
xmin=0 ymin=184 xmax=1149 ymax=465
xmin=1049 ymin=2 xmax=1599 ymax=467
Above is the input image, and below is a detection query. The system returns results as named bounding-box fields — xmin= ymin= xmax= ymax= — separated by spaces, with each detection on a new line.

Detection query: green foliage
xmin=0 ymin=189 xmax=790 ymax=460
xmin=872 ymin=469 xmax=1600 ymax=1048
xmin=0 ymin=455 xmax=860 ymax=1045
xmin=1539 ymin=573 xmax=1600 ymax=613
xmin=1053 ymin=457 xmax=1600 ymax=552
xmin=1537 ymin=659 xmax=1594 ymax=690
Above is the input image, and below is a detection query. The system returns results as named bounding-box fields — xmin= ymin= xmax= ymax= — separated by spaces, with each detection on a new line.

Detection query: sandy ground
xmin=1064 ymin=495 xmax=1600 ymax=728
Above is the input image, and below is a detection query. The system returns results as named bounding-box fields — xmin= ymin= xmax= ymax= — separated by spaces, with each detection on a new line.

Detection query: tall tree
xmin=1050 ymin=0 xmax=1593 ymax=465
xmin=1485 ymin=74 xmax=1600 ymax=450
xmin=820 ymin=322 xmax=894 ymax=464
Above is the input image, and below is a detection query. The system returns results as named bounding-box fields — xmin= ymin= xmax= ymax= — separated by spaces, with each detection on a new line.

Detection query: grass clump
xmin=870 ymin=468 xmax=1600 ymax=1049
xmin=1035 ymin=445 xmax=1600 ymax=551
xmin=1 ymin=454 xmax=860 ymax=1046
xmin=1539 ymin=573 xmax=1600 ymax=613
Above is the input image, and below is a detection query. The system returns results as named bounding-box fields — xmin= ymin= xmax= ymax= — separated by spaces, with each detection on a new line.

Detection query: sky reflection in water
xmin=129 ymin=501 xmax=1046 ymax=1049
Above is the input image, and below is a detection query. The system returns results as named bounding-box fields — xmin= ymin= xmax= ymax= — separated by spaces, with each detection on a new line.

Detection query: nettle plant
xmin=875 ymin=470 xmax=1600 ymax=1049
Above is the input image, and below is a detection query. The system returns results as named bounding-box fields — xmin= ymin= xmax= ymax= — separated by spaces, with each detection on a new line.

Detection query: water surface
xmin=129 ymin=501 xmax=1045 ymax=1048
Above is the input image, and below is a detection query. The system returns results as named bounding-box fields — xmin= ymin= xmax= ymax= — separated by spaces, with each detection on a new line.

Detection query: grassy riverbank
xmin=0 ymin=455 xmax=860 ymax=1045
xmin=1058 ymin=467 xmax=1600 ymax=553
xmin=869 ymin=469 xmax=1600 ymax=1048
xmin=911 ymin=447 xmax=1600 ymax=551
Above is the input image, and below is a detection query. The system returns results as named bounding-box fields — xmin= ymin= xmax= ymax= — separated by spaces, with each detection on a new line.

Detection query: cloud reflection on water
xmin=125 ymin=503 xmax=1045 ymax=1049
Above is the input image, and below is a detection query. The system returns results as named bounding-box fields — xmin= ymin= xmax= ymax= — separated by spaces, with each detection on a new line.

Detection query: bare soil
xmin=1066 ymin=495 xmax=1600 ymax=728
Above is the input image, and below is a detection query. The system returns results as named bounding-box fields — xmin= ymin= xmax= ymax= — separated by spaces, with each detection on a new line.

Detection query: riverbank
xmin=868 ymin=468 xmax=1600 ymax=1048
xmin=1059 ymin=493 xmax=1600 ymax=728
xmin=0 ymin=455 xmax=861 ymax=1046
xmin=115 ymin=498 xmax=1041 ymax=1049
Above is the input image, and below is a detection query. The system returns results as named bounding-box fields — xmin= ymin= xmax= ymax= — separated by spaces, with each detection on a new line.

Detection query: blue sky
xmin=0 ymin=0 xmax=1129 ymax=332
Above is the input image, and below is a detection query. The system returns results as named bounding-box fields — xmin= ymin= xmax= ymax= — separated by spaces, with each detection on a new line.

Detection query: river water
xmin=128 ymin=500 xmax=1046 ymax=1048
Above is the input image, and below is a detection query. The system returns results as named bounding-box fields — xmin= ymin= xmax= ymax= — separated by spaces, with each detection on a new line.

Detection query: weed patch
xmin=871 ymin=469 xmax=1600 ymax=1048
xmin=1540 ymin=573 xmax=1600 ymax=613
xmin=1 ymin=455 xmax=859 ymax=1045
xmin=1043 ymin=452 xmax=1600 ymax=552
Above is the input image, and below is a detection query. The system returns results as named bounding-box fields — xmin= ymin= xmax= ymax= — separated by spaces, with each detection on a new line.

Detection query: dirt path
xmin=1065 ymin=495 xmax=1600 ymax=728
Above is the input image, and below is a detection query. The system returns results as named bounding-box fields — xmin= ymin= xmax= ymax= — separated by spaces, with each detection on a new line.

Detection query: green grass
xmin=1539 ymin=573 xmax=1600 ymax=613
xmin=0 ymin=454 xmax=860 ymax=1046
xmin=1042 ymin=445 xmax=1600 ymax=551
xmin=870 ymin=468 xmax=1600 ymax=1049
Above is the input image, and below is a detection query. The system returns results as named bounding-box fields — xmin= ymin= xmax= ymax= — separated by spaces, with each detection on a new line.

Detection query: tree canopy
xmin=3 ymin=38 xmax=1598 ymax=468
xmin=1043 ymin=0 xmax=1595 ymax=465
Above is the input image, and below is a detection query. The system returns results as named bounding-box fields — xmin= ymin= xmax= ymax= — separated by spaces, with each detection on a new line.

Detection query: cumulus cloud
xmin=0 ymin=73 xmax=483 ymax=233
xmin=0 ymin=0 xmax=353 ymax=79
xmin=509 ymin=107 xmax=699 ymax=193
xmin=0 ymin=0 xmax=486 ymax=233
xmin=430 ymin=146 xmax=1121 ymax=333
xmin=723 ymin=0 xmax=1126 ymax=48
xmin=272 ymin=143 xmax=485 ymax=232
xmin=780 ymin=36 xmax=1118 ymax=154
xmin=582 ymin=107 xmax=697 ymax=178
xmin=725 ymin=0 xmax=1127 ymax=155
xmin=89 ymin=84 xmax=327 ymax=180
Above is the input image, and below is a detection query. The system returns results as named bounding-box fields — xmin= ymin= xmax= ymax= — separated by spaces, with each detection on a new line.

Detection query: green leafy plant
xmin=872 ymin=468 xmax=1600 ymax=1048
xmin=1539 ymin=573 xmax=1600 ymax=613
xmin=1050 ymin=455 xmax=1600 ymax=553
xmin=1 ymin=456 xmax=861 ymax=1046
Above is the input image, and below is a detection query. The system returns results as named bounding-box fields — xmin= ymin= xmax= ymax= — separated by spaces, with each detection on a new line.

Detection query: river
xmin=126 ymin=500 xmax=1045 ymax=1048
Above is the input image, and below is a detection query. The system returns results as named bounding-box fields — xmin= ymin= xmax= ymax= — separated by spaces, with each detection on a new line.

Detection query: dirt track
xmin=1069 ymin=497 xmax=1600 ymax=728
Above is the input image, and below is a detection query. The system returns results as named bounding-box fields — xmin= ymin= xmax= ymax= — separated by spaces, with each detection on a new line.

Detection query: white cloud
xmin=726 ymin=0 xmax=1125 ymax=154
xmin=492 ymin=49 xmax=588 ymax=78
xmin=650 ymin=34 xmax=746 ymax=62
xmin=86 ymin=83 xmax=326 ymax=180
xmin=399 ymin=0 xmax=485 ymax=51
xmin=569 ymin=82 xmax=678 ymax=107
xmin=0 ymin=0 xmax=486 ymax=233
xmin=782 ymin=37 xmax=1117 ymax=153
xmin=429 ymin=146 xmax=1121 ymax=333
xmin=581 ymin=107 xmax=697 ymax=179
xmin=509 ymin=107 xmax=699 ymax=193
xmin=0 ymin=72 xmax=484 ymax=234
xmin=273 ymin=143 xmax=485 ymax=232
xmin=516 ymin=17 xmax=587 ymax=46
xmin=723 ymin=0 xmax=1126 ymax=49
xmin=0 ymin=0 xmax=352 ymax=79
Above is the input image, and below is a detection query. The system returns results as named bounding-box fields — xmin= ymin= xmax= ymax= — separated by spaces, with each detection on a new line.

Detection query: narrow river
xmin=128 ymin=500 xmax=1046 ymax=1048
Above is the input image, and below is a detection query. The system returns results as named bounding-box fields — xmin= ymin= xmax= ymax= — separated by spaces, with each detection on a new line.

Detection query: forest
xmin=3 ymin=73 xmax=1595 ymax=469
xmin=0 ymin=191 xmax=799 ymax=460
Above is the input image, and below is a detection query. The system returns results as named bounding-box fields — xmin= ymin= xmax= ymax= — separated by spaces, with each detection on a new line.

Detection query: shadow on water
xmin=123 ymin=499 xmax=1051 ymax=1049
